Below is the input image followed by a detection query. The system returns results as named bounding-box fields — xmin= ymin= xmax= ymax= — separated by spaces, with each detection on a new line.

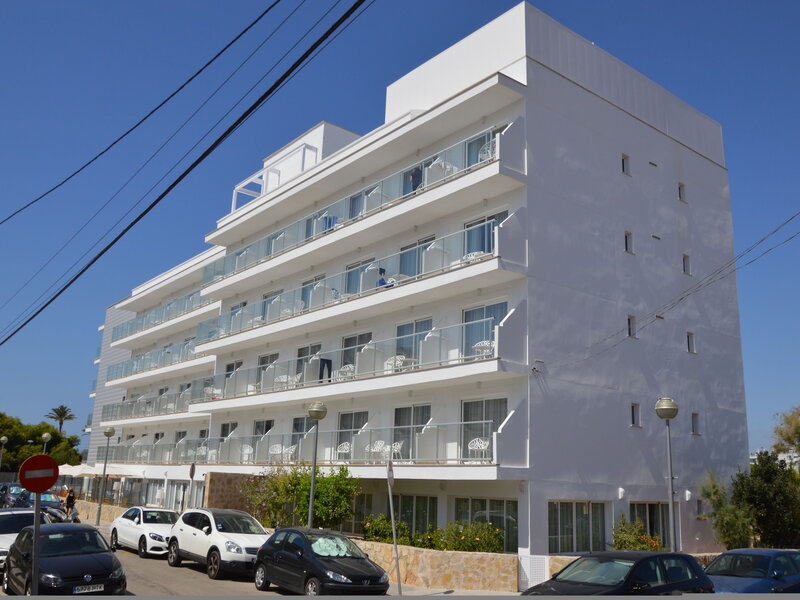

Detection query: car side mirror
xmin=134 ymin=517 xmax=140 ymax=525
xmin=203 ymin=526 xmax=211 ymax=535
xmin=772 ymin=570 xmax=785 ymax=579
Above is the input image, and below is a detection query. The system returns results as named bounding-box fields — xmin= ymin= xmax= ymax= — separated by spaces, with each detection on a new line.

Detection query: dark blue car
xmin=705 ymin=548 xmax=800 ymax=593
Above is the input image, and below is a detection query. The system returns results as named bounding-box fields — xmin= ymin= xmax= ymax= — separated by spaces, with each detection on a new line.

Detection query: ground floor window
xmin=339 ymin=493 xmax=372 ymax=534
xmin=547 ymin=501 xmax=606 ymax=553
xmin=630 ymin=502 xmax=670 ymax=548
xmin=455 ymin=497 xmax=518 ymax=552
xmin=391 ymin=494 xmax=438 ymax=535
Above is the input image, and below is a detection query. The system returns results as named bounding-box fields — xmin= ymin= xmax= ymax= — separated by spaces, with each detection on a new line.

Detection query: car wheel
xmin=206 ymin=549 xmax=224 ymax=580
xmin=254 ymin=562 xmax=271 ymax=591
xmin=138 ymin=536 xmax=149 ymax=558
xmin=167 ymin=539 xmax=182 ymax=567
xmin=110 ymin=529 xmax=118 ymax=550
xmin=304 ymin=577 xmax=321 ymax=596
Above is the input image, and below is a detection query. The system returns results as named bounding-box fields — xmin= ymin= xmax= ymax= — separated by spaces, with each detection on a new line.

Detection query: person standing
xmin=65 ymin=489 xmax=76 ymax=513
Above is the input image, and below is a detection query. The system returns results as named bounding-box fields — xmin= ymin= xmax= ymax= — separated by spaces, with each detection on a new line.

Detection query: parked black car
xmin=521 ymin=551 xmax=714 ymax=595
xmin=2 ymin=523 xmax=126 ymax=595
xmin=0 ymin=484 xmax=24 ymax=509
xmin=254 ymin=528 xmax=389 ymax=595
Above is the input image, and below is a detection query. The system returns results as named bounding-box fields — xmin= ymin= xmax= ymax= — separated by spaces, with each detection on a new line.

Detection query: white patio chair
xmin=467 ymin=437 xmax=491 ymax=462
xmin=336 ymin=442 xmax=352 ymax=462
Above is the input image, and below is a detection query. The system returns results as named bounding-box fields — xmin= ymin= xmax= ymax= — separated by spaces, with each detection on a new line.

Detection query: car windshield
xmin=4 ymin=485 xmax=22 ymax=495
xmin=143 ymin=510 xmax=178 ymax=524
xmin=40 ymin=493 xmax=59 ymax=503
xmin=308 ymin=533 xmax=367 ymax=558
xmin=705 ymin=553 xmax=772 ymax=578
xmin=39 ymin=530 xmax=109 ymax=557
xmin=0 ymin=513 xmax=48 ymax=534
xmin=214 ymin=514 xmax=264 ymax=535
xmin=554 ymin=557 xmax=635 ymax=586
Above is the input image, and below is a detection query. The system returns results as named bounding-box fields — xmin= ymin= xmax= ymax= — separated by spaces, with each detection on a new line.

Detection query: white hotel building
xmin=88 ymin=2 xmax=748 ymax=584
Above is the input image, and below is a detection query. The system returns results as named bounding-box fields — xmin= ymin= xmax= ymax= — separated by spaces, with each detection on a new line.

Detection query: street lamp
xmin=41 ymin=432 xmax=52 ymax=454
xmin=307 ymin=401 xmax=327 ymax=529
xmin=95 ymin=427 xmax=115 ymax=526
xmin=655 ymin=397 xmax=679 ymax=552
xmin=0 ymin=436 xmax=7 ymax=473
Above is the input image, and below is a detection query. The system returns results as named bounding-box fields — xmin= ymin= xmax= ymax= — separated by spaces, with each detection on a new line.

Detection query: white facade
xmin=88 ymin=3 xmax=748 ymax=588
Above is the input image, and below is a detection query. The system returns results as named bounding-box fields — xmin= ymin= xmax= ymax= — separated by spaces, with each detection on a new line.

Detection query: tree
xmin=0 ymin=412 xmax=82 ymax=471
xmin=773 ymin=406 xmax=800 ymax=458
xmin=731 ymin=451 xmax=800 ymax=547
xmin=699 ymin=471 xmax=754 ymax=549
xmin=45 ymin=405 xmax=77 ymax=433
xmin=243 ymin=465 xmax=360 ymax=530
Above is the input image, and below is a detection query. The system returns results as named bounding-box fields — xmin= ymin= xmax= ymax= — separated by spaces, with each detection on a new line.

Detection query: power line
xmin=0 ymin=0 xmax=368 ymax=347
xmin=545 ymin=216 xmax=800 ymax=371
xmin=0 ymin=0 xmax=347 ymax=339
xmin=0 ymin=0 xmax=284 ymax=228
xmin=0 ymin=0 xmax=313 ymax=333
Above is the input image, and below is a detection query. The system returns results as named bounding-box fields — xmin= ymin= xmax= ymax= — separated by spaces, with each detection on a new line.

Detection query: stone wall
xmin=74 ymin=500 xmax=127 ymax=524
xmin=355 ymin=539 xmax=518 ymax=592
xmin=203 ymin=472 xmax=250 ymax=510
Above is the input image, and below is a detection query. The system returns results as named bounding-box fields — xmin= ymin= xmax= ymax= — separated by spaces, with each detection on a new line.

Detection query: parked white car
xmin=167 ymin=508 xmax=269 ymax=579
xmin=0 ymin=509 xmax=49 ymax=578
xmin=110 ymin=506 xmax=179 ymax=557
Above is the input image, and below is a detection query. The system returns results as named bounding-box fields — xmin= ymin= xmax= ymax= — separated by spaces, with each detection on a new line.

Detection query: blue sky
xmin=0 ymin=0 xmax=797 ymax=453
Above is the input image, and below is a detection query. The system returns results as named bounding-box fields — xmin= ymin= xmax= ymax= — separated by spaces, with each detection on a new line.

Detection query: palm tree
xmin=46 ymin=405 xmax=76 ymax=433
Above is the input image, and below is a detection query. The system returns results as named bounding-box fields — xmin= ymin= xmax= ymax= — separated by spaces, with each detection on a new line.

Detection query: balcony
xmin=187 ymin=316 xmax=527 ymax=416
xmin=98 ymin=420 xmax=498 ymax=467
xmin=110 ymin=289 xmax=219 ymax=349
xmin=196 ymin=219 xmax=526 ymax=354
xmin=201 ymin=129 xmax=506 ymax=290
xmin=101 ymin=390 xmax=198 ymax=423
xmin=105 ymin=339 xmax=215 ymax=387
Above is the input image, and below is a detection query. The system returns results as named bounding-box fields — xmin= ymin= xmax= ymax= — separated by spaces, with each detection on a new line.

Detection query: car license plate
xmin=73 ymin=584 xmax=104 ymax=594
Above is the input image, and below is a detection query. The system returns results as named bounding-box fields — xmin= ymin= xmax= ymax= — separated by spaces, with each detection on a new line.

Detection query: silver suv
xmin=167 ymin=508 xmax=269 ymax=579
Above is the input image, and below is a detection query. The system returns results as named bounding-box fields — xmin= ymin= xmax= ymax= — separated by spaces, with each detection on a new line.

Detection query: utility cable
xmin=0 ymin=0 xmax=311 ymax=327
xmin=0 ymin=0 xmax=368 ymax=346
xmin=0 ymin=0 xmax=337 ymax=338
xmin=0 ymin=0 xmax=284 ymax=228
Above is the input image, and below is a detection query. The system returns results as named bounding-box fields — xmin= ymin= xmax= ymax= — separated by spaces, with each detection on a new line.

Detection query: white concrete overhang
xmin=201 ymin=162 xmax=525 ymax=299
xmin=99 ymin=411 xmax=211 ymax=428
xmin=104 ymin=355 xmax=216 ymax=389
xmin=115 ymin=247 xmax=224 ymax=313
xmin=188 ymin=359 xmax=528 ymax=414
xmin=110 ymin=300 xmax=222 ymax=350
xmin=205 ymin=73 xmax=525 ymax=247
xmin=117 ymin=462 xmax=527 ymax=482
xmin=196 ymin=257 xmax=526 ymax=355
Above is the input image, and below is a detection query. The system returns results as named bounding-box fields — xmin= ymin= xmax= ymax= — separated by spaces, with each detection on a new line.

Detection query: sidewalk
xmin=92 ymin=519 xmax=519 ymax=596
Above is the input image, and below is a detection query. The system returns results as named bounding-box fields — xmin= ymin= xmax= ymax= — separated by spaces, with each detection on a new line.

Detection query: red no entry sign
xmin=19 ymin=454 xmax=59 ymax=493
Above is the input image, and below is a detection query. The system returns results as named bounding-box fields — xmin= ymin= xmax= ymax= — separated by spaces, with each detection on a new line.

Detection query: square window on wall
xmin=691 ymin=412 xmax=700 ymax=435
xmin=624 ymin=231 xmax=634 ymax=254
xmin=622 ymin=154 xmax=631 ymax=175
xmin=627 ymin=315 xmax=637 ymax=338
xmin=678 ymin=182 xmax=687 ymax=203
xmin=682 ymin=254 xmax=691 ymax=275
xmin=687 ymin=331 xmax=696 ymax=353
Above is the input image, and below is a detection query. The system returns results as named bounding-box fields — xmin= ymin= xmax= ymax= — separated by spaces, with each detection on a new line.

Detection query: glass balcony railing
xmin=106 ymin=339 xmax=197 ymax=381
xmin=101 ymin=390 xmax=195 ymax=421
xmin=190 ymin=318 xmax=498 ymax=403
xmin=201 ymin=129 xmax=498 ymax=287
xmin=111 ymin=289 xmax=211 ymax=342
xmin=96 ymin=420 xmax=496 ymax=466
xmin=197 ymin=222 xmax=499 ymax=343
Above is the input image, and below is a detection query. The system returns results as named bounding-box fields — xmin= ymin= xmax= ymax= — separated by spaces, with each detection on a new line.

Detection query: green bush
xmin=243 ymin=465 xmax=360 ymax=530
xmin=611 ymin=515 xmax=664 ymax=551
xmin=363 ymin=515 xmax=503 ymax=553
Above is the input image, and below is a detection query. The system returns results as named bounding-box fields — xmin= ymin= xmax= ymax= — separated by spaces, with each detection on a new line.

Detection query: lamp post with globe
xmin=655 ymin=397 xmax=679 ymax=552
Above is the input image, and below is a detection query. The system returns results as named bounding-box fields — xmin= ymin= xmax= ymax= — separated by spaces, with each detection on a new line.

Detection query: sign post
xmin=386 ymin=461 xmax=402 ymax=596
xmin=19 ymin=454 xmax=59 ymax=597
